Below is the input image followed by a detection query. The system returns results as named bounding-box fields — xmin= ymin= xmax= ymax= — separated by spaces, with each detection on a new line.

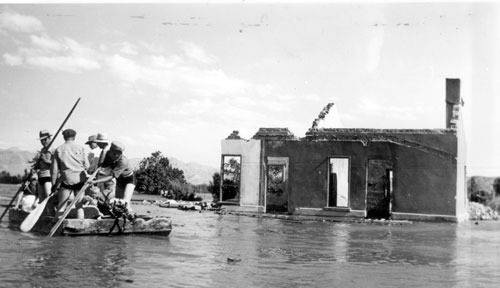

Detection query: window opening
xmin=220 ymin=155 xmax=241 ymax=202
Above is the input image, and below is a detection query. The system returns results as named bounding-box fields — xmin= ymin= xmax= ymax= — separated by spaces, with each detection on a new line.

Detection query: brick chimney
xmin=446 ymin=78 xmax=461 ymax=129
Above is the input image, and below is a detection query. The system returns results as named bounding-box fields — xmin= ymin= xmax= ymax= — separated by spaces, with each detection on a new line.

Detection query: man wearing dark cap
xmin=51 ymin=128 xmax=89 ymax=218
xmin=33 ymin=129 xmax=53 ymax=202
xmin=91 ymin=141 xmax=135 ymax=212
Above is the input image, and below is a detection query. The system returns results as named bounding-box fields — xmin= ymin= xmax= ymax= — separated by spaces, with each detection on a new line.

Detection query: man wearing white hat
xmin=93 ymin=132 xmax=115 ymax=199
xmin=93 ymin=132 xmax=110 ymax=164
xmin=85 ymin=135 xmax=101 ymax=173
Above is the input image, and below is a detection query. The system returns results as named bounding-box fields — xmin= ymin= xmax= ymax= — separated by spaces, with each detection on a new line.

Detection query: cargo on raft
xmin=8 ymin=207 xmax=172 ymax=236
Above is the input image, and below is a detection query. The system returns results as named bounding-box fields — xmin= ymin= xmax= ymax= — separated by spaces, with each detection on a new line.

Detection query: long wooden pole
xmin=47 ymin=168 xmax=100 ymax=237
xmin=0 ymin=98 xmax=81 ymax=224
xmin=0 ymin=180 xmax=29 ymax=222
xmin=43 ymin=97 xmax=81 ymax=152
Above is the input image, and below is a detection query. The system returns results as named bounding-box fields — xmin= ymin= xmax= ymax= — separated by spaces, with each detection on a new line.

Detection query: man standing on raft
xmin=51 ymin=129 xmax=89 ymax=218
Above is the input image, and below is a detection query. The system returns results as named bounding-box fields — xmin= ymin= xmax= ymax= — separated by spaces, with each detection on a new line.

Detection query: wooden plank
xmin=61 ymin=217 xmax=172 ymax=236
xmin=8 ymin=208 xmax=172 ymax=236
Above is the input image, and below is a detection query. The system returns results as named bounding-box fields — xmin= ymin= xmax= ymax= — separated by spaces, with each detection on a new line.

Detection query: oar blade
xmin=19 ymin=196 xmax=50 ymax=232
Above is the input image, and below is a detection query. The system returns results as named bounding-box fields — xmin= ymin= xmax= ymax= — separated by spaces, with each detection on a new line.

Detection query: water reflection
xmin=346 ymin=223 xmax=457 ymax=267
xmin=209 ymin=217 xmax=464 ymax=287
xmin=455 ymin=221 xmax=500 ymax=286
xmin=21 ymin=236 xmax=134 ymax=287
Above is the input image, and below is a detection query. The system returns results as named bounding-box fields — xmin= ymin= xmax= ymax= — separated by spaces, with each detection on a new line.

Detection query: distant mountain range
xmin=0 ymin=148 xmax=218 ymax=185
xmin=0 ymin=148 xmax=36 ymax=176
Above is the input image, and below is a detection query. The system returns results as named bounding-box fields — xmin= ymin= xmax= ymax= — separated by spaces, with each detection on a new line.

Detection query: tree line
xmin=135 ymin=151 xmax=211 ymax=201
xmin=0 ymin=170 xmax=28 ymax=184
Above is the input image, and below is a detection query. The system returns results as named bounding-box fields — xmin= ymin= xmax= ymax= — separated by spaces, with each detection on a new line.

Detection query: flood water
xmin=1 ymin=190 xmax=500 ymax=287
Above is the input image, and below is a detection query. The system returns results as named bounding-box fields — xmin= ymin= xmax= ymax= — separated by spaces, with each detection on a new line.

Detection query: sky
xmin=0 ymin=1 xmax=499 ymax=176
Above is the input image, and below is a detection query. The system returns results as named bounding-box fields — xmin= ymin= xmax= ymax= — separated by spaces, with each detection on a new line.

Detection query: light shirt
xmin=52 ymin=140 xmax=89 ymax=185
xmin=88 ymin=147 xmax=101 ymax=172
xmin=102 ymin=152 xmax=134 ymax=179
xmin=98 ymin=144 xmax=110 ymax=165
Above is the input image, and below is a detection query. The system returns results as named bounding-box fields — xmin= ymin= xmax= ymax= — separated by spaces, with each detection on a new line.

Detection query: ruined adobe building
xmin=219 ymin=79 xmax=467 ymax=222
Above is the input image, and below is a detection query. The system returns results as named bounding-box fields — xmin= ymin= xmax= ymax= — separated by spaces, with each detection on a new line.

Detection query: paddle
xmin=19 ymin=193 xmax=51 ymax=232
xmin=47 ymin=168 xmax=100 ymax=238
xmin=19 ymin=179 xmax=60 ymax=233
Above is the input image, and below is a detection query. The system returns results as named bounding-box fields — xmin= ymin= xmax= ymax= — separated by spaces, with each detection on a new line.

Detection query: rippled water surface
xmin=1 ymin=187 xmax=500 ymax=287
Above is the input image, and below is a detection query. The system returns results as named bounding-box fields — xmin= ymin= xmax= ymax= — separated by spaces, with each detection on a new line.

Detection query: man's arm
xmin=41 ymin=151 xmax=52 ymax=165
xmin=50 ymin=152 xmax=59 ymax=186
xmin=92 ymin=175 xmax=114 ymax=185
xmin=82 ymin=148 xmax=90 ymax=170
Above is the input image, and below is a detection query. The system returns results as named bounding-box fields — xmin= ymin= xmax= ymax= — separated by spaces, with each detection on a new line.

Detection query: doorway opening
xmin=366 ymin=160 xmax=393 ymax=219
xmin=328 ymin=158 xmax=350 ymax=208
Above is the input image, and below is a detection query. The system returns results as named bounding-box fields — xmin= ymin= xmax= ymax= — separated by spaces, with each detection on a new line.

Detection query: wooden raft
xmin=8 ymin=208 xmax=172 ymax=236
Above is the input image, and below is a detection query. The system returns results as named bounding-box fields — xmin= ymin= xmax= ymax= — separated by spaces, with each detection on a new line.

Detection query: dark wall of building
xmin=262 ymin=132 xmax=458 ymax=216
xmin=392 ymin=140 xmax=457 ymax=215
xmin=264 ymin=140 xmax=375 ymax=212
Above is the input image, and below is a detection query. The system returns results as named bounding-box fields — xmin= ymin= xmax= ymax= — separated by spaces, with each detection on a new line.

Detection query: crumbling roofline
xmin=306 ymin=128 xmax=456 ymax=135
xmin=301 ymin=133 xmax=455 ymax=160
xmin=372 ymin=138 xmax=455 ymax=160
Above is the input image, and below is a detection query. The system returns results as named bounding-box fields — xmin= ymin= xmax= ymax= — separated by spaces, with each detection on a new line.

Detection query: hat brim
xmin=85 ymin=140 xmax=95 ymax=144
xmin=39 ymin=135 xmax=52 ymax=140
xmin=94 ymin=140 xmax=109 ymax=143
